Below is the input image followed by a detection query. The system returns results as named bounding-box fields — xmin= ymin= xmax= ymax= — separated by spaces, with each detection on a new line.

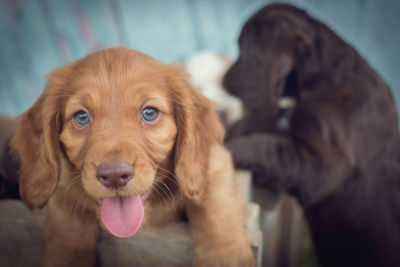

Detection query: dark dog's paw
xmin=226 ymin=137 xmax=259 ymax=170
xmin=226 ymin=120 xmax=251 ymax=141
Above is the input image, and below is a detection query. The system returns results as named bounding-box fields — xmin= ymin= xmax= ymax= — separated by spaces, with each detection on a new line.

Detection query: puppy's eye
xmin=74 ymin=110 xmax=90 ymax=127
xmin=141 ymin=107 xmax=158 ymax=122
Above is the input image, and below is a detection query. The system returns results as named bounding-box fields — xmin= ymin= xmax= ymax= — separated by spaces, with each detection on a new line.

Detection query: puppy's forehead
xmin=67 ymin=49 xmax=170 ymax=102
xmin=75 ymin=49 xmax=166 ymax=89
xmin=62 ymin=49 xmax=173 ymax=118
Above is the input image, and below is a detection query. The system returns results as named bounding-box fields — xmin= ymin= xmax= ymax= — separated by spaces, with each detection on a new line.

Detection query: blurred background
xmin=1 ymin=1 xmax=399 ymax=267
xmin=0 ymin=0 xmax=399 ymax=117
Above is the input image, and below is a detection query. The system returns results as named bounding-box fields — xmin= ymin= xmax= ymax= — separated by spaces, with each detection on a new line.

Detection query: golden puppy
xmin=11 ymin=47 xmax=254 ymax=267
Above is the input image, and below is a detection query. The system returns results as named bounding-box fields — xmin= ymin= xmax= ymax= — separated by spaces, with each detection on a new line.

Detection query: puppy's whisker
xmin=149 ymin=189 xmax=160 ymax=210
xmin=154 ymin=174 xmax=176 ymax=209
xmin=152 ymin=176 xmax=171 ymax=204
xmin=152 ymin=178 xmax=168 ymax=199
xmin=159 ymin=178 xmax=176 ymax=209
xmin=156 ymin=167 xmax=179 ymax=182
xmin=153 ymin=172 xmax=181 ymax=212
xmin=155 ymin=167 xmax=181 ymax=193
xmin=151 ymin=182 xmax=168 ymax=207
xmin=157 ymin=176 xmax=175 ymax=206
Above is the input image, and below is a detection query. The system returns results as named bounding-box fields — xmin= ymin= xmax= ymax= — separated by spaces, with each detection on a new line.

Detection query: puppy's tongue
xmin=101 ymin=195 xmax=144 ymax=238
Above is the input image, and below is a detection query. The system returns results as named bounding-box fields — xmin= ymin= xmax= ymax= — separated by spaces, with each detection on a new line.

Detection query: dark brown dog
xmin=224 ymin=4 xmax=400 ymax=267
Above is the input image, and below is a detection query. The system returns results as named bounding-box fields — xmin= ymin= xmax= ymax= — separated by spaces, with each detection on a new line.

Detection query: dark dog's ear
xmin=275 ymin=53 xmax=294 ymax=80
xmin=290 ymin=27 xmax=313 ymax=58
xmin=11 ymin=65 xmax=73 ymax=209
xmin=166 ymin=64 xmax=224 ymax=203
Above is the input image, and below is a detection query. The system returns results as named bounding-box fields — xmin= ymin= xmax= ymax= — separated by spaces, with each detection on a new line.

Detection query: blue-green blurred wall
xmin=1 ymin=0 xmax=399 ymax=118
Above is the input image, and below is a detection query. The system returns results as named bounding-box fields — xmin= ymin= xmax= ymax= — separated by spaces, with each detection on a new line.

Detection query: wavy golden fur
xmin=11 ymin=47 xmax=254 ymax=267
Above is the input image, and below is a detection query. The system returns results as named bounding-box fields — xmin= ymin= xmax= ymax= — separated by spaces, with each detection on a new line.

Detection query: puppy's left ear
xmin=166 ymin=64 xmax=224 ymax=203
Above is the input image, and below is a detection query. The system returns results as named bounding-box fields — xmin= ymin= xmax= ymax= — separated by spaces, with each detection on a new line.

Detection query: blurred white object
xmin=185 ymin=51 xmax=244 ymax=125
xmin=278 ymin=97 xmax=296 ymax=110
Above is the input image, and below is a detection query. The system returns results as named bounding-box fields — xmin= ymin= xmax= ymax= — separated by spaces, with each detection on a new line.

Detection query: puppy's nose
xmin=96 ymin=162 xmax=134 ymax=189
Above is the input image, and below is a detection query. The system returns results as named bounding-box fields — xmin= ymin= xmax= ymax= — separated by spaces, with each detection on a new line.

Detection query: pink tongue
xmin=101 ymin=195 xmax=144 ymax=238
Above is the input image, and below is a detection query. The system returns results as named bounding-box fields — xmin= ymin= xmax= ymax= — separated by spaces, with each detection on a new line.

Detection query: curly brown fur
xmin=224 ymin=3 xmax=400 ymax=267
xmin=12 ymin=47 xmax=254 ymax=267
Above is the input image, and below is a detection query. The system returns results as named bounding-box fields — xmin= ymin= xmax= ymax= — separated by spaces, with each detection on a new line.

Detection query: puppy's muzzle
xmin=96 ymin=162 xmax=134 ymax=189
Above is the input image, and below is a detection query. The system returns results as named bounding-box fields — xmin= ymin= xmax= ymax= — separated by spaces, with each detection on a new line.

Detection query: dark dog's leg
xmin=227 ymin=133 xmax=303 ymax=186
xmin=226 ymin=114 xmax=280 ymax=140
xmin=227 ymin=132 xmax=350 ymax=206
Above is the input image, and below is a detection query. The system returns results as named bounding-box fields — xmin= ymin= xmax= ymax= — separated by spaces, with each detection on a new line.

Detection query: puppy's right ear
xmin=166 ymin=64 xmax=224 ymax=203
xmin=11 ymin=65 xmax=73 ymax=209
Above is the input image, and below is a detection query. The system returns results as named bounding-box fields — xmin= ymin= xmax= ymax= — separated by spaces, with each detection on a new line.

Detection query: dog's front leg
xmin=226 ymin=133 xmax=300 ymax=188
xmin=41 ymin=194 xmax=99 ymax=267
xmin=226 ymin=114 xmax=280 ymax=140
xmin=185 ymin=145 xmax=254 ymax=267
xmin=227 ymin=131 xmax=352 ymax=206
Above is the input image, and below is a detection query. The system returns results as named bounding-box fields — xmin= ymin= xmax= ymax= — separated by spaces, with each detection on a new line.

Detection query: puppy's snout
xmin=96 ymin=162 xmax=134 ymax=189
